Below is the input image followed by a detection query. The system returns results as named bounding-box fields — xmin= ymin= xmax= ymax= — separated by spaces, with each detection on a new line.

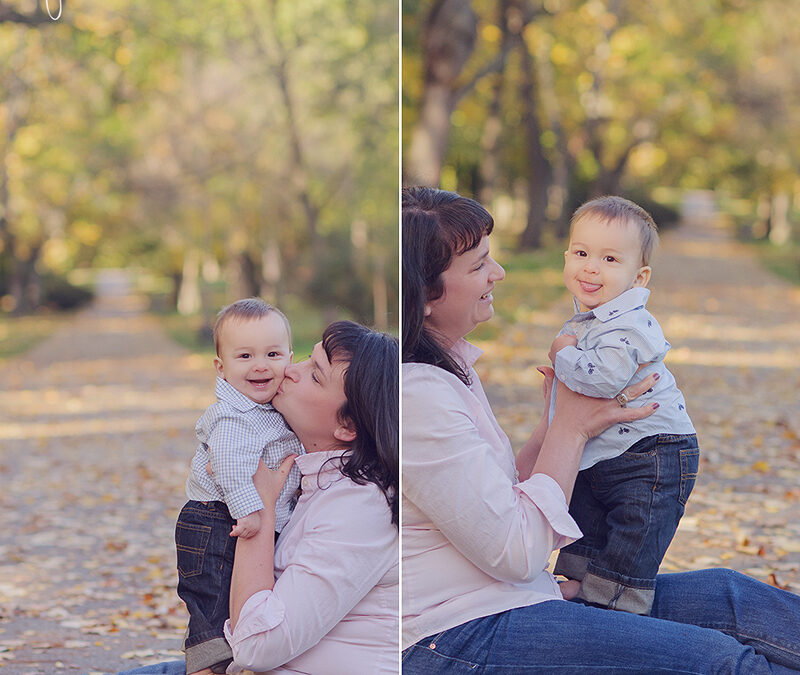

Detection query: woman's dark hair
xmin=322 ymin=320 xmax=398 ymax=526
xmin=402 ymin=186 xmax=494 ymax=385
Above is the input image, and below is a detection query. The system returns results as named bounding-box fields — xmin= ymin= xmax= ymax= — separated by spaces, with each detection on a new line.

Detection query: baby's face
xmin=214 ymin=313 xmax=292 ymax=405
xmin=564 ymin=216 xmax=651 ymax=312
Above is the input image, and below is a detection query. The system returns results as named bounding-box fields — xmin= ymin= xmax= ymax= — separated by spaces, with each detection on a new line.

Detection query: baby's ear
xmin=635 ymin=265 xmax=652 ymax=288
xmin=288 ymin=350 xmax=293 ymax=363
xmin=213 ymin=356 xmax=224 ymax=377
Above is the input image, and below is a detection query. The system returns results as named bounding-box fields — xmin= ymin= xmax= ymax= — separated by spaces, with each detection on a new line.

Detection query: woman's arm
xmin=515 ymin=367 xmax=554 ymax=480
xmin=226 ymin=480 xmax=397 ymax=672
xmin=229 ymin=455 xmax=295 ymax=627
xmin=403 ymin=365 xmax=659 ymax=584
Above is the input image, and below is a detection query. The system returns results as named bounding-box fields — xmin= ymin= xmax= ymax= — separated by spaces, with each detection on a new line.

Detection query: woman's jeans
xmin=117 ymin=661 xmax=186 ymax=675
xmin=114 ymin=662 xmax=185 ymax=674
xmin=402 ymin=569 xmax=800 ymax=673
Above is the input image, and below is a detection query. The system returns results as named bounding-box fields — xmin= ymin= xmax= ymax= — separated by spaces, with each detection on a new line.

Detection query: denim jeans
xmin=175 ymin=500 xmax=237 ymax=673
xmin=554 ymin=433 xmax=700 ymax=614
xmin=114 ymin=662 xmax=185 ymax=675
xmin=402 ymin=568 xmax=800 ymax=673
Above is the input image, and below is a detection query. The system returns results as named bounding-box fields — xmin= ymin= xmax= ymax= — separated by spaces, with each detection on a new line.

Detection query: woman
xmin=402 ymin=186 xmax=800 ymax=674
xmin=120 ymin=321 xmax=398 ymax=675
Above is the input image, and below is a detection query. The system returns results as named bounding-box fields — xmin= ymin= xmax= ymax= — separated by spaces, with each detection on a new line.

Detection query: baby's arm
xmin=207 ymin=414 xmax=266 ymax=523
xmin=230 ymin=510 xmax=262 ymax=539
xmin=553 ymin=328 xmax=650 ymax=398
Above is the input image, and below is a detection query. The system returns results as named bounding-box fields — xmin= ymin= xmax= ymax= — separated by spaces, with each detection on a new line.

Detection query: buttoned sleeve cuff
xmin=514 ymin=473 xmax=583 ymax=547
xmin=554 ymin=345 xmax=628 ymax=398
xmin=225 ymin=484 xmax=265 ymax=520
xmin=223 ymin=590 xmax=286 ymax=669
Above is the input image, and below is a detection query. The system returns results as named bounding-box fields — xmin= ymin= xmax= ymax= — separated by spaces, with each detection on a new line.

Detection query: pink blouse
xmin=224 ymin=450 xmax=399 ymax=674
xmin=402 ymin=340 xmax=582 ymax=648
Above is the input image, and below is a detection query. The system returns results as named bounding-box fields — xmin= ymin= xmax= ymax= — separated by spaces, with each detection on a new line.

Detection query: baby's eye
xmin=239 ymin=353 xmax=251 ymax=359
xmin=268 ymin=351 xmax=280 ymax=358
xmin=604 ymin=255 xmax=617 ymax=263
xmin=575 ymin=250 xmax=587 ymax=257
xmin=311 ymin=372 xmax=319 ymax=384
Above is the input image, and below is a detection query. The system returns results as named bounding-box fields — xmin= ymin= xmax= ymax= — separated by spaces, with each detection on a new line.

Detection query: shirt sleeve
xmin=402 ymin=366 xmax=581 ymax=585
xmin=554 ymin=324 xmax=665 ymax=398
xmin=207 ymin=413 xmax=265 ymax=519
xmin=223 ymin=483 xmax=397 ymax=672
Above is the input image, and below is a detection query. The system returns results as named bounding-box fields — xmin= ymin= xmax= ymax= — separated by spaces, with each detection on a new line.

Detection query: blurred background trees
xmin=1 ymin=0 xmax=398 ymax=331
xmin=403 ymin=0 xmax=800 ymax=262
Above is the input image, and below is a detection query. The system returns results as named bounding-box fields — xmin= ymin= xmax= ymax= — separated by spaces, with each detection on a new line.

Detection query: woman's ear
xmin=333 ymin=423 xmax=357 ymax=443
xmin=634 ymin=265 xmax=651 ymax=288
xmin=423 ymin=303 xmax=432 ymax=317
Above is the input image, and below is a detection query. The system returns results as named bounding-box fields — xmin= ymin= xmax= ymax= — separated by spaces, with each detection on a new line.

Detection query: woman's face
xmin=424 ymin=234 xmax=505 ymax=347
xmin=271 ymin=341 xmax=354 ymax=452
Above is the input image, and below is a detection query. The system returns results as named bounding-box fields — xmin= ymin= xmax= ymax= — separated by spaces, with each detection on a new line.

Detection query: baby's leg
xmin=576 ymin=434 xmax=699 ymax=614
xmin=553 ymin=469 xmax=607 ymax=582
xmin=175 ymin=501 xmax=237 ymax=674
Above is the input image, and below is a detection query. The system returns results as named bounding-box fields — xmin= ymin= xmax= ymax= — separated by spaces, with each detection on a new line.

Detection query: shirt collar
xmin=451 ymin=338 xmax=483 ymax=369
xmin=294 ymin=449 xmax=349 ymax=477
xmin=214 ymin=376 xmax=275 ymax=413
xmin=576 ymin=287 xmax=650 ymax=323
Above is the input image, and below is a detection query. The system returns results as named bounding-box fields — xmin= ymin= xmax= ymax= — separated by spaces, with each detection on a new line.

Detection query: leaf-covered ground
xmin=1 ymin=271 xmax=214 ymax=674
xmin=1 ymin=219 xmax=799 ymax=673
xmin=478 ymin=217 xmax=800 ymax=591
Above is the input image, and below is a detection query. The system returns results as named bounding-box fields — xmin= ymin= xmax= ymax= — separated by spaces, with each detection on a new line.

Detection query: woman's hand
xmin=252 ymin=454 xmax=298 ymax=507
xmin=533 ymin=373 xmax=660 ymax=500
xmin=553 ymin=373 xmax=660 ymax=442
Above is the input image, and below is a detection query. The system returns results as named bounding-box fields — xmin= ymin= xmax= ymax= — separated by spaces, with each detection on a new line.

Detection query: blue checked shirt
xmin=185 ymin=377 xmax=303 ymax=531
xmin=549 ymin=287 xmax=695 ymax=470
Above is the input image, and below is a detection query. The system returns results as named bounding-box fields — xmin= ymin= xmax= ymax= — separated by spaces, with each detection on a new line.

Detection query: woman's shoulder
xmin=303 ymin=472 xmax=397 ymax=542
xmin=403 ymin=360 xmax=474 ymax=393
xmin=403 ymin=361 xmax=487 ymax=437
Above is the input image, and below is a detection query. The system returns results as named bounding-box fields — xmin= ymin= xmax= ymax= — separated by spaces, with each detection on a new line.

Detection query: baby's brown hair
xmin=570 ymin=196 xmax=659 ymax=266
xmin=213 ymin=298 xmax=291 ymax=356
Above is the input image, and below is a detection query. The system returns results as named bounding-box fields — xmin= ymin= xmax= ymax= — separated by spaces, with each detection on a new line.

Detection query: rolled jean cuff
xmin=579 ymin=569 xmax=656 ymax=615
xmin=553 ymin=550 xmax=590 ymax=582
xmin=185 ymin=636 xmax=232 ymax=674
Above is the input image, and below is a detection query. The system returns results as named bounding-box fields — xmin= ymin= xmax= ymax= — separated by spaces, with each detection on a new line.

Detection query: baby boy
xmin=549 ymin=196 xmax=699 ymax=615
xmin=175 ymin=298 xmax=302 ymax=674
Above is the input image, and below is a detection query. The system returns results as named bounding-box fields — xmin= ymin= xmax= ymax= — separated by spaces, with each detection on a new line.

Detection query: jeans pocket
xmin=176 ymin=521 xmax=211 ymax=578
xmin=678 ymin=444 xmax=700 ymax=506
xmin=402 ymin=629 xmax=481 ymax=671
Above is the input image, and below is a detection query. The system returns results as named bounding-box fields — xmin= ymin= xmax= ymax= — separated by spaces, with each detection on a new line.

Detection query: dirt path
xmin=481 ymin=216 xmax=800 ymax=590
xmin=0 ymin=271 xmax=214 ymax=674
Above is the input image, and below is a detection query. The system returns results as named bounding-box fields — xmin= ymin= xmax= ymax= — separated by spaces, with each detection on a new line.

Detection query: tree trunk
xmin=769 ymin=192 xmax=790 ymax=245
xmin=534 ymin=32 xmax=570 ymax=236
xmin=478 ymin=0 xmax=512 ymax=205
xmin=517 ymin=34 xmax=550 ymax=250
xmin=260 ymin=239 xmax=282 ymax=304
xmin=406 ymin=0 xmax=477 ymax=186
xmin=177 ymin=249 xmax=201 ymax=315
xmin=265 ymin=0 xmax=322 ymax=262
xmin=372 ymin=252 xmax=388 ymax=332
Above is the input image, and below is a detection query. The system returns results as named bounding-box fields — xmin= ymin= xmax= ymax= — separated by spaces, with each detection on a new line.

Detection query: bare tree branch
xmin=0 ymin=1 xmax=61 ymax=25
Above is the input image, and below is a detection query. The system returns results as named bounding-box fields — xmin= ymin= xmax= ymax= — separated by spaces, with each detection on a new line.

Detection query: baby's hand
xmin=549 ymin=333 xmax=578 ymax=364
xmin=230 ymin=511 xmax=262 ymax=538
